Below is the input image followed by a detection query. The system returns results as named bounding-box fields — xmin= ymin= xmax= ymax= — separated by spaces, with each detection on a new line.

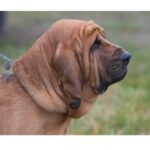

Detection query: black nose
xmin=120 ymin=52 xmax=131 ymax=63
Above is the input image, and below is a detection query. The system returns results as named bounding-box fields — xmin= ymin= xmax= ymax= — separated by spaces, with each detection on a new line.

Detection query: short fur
xmin=0 ymin=19 xmax=130 ymax=134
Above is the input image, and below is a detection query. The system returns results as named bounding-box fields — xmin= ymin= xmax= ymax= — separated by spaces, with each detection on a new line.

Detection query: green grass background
xmin=0 ymin=12 xmax=150 ymax=134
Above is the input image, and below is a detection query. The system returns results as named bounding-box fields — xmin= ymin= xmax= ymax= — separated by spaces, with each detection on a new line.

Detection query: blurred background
xmin=0 ymin=12 xmax=150 ymax=134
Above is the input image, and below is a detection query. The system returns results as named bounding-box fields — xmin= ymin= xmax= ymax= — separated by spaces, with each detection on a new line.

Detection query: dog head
xmin=51 ymin=19 xmax=131 ymax=117
xmin=13 ymin=19 xmax=131 ymax=118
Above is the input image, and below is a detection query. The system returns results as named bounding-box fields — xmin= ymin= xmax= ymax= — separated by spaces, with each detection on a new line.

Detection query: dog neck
xmin=12 ymin=33 xmax=68 ymax=115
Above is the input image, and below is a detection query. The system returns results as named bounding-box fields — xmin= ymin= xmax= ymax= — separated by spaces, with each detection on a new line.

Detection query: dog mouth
xmin=95 ymin=50 xmax=131 ymax=95
xmin=97 ymin=68 xmax=127 ymax=94
xmin=96 ymin=80 xmax=108 ymax=94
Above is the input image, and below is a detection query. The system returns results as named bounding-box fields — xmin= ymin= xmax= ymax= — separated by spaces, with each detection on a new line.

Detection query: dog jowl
xmin=89 ymin=35 xmax=131 ymax=94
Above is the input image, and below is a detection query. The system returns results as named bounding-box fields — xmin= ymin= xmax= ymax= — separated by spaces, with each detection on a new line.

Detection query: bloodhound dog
xmin=0 ymin=19 xmax=131 ymax=134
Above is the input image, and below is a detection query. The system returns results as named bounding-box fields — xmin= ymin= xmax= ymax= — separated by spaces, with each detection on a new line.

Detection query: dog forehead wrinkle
xmin=50 ymin=19 xmax=88 ymax=36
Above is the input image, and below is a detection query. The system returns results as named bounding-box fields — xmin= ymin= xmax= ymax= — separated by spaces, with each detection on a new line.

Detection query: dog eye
xmin=90 ymin=38 xmax=101 ymax=51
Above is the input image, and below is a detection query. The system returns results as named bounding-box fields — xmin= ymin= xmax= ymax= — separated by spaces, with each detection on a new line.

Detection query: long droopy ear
xmin=53 ymin=43 xmax=83 ymax=112
xmin=74 ymin=21 xmax=98 ymax=81
xmin=12 ymin=40 xmax=67 ymax=113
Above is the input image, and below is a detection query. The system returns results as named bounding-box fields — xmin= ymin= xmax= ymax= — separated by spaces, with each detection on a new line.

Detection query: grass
xmin=0 ymin=12 xmax=150 ymax=134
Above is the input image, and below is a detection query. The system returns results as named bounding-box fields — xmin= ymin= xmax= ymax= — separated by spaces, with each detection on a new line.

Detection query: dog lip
xmin=97 ymin=81 xmax=108 ymax=94
xmin=99 ymin=86 xmax=108 ymax=94
xmin=120 ymin=69 xmax=127 ymax=80
xmin=111 ymin=69 xmax=128 ymax=84
xmin=69 ymin=97 xmax=81 ymax=109
xmin=96 ymin=69 xmax=128 ymax=94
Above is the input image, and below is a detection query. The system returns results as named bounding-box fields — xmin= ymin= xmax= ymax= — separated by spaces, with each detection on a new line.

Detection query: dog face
xmin=88 ymin=29 xmax=131 ymax=94
xmin=13 ymin=19 xmax=131 ymax=118
xmin=51 ymin=19 xmax=131 ymax=117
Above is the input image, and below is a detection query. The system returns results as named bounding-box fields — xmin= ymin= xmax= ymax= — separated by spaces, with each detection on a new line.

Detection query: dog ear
xmin=12 ymin=42 xmax=67 ymax=113
xmin=74 ymin=21 xmax=98 ymax=81
xmin=53 ymin=43 xmax=83 ymax=111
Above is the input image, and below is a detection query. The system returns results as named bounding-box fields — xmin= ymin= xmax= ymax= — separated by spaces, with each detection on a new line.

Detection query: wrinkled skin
xmin=50 ymin=20 xmax=131 ymax=118
xmin=0 ymin=19 xmax=131 ymax=134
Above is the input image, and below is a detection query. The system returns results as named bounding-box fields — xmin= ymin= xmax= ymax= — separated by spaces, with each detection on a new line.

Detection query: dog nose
xmin=120 ymin=51 xmax=131 ymax=63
